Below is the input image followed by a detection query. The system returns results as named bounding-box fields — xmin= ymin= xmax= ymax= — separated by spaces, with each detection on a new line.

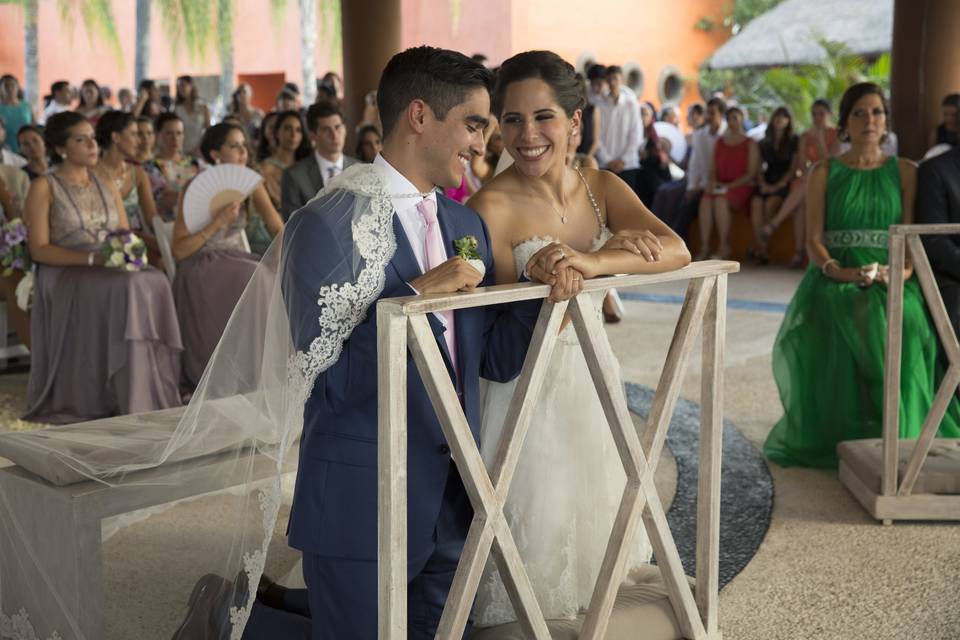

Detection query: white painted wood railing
xmin=883 ymin=224 xmax=960 ymax=507
xmin=377 ymin=260 xmax=739 ymax=639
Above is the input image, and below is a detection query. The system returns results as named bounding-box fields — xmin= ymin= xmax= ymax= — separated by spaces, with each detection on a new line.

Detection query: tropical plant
xmin=699 ymin=40 xmax=891 ymax=129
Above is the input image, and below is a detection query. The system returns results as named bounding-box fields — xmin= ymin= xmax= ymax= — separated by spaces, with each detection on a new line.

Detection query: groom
xmin=240 ymin=46 xmax=575 ymax=639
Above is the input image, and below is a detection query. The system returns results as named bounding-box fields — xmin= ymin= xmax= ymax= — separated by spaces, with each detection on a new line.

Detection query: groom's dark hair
xmin=377 ymin=46 xmax=494 ymax=139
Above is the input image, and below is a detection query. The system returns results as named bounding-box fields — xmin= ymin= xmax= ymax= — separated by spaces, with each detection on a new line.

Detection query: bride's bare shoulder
xmin=469 ymin=173 xmax=523 ymax=222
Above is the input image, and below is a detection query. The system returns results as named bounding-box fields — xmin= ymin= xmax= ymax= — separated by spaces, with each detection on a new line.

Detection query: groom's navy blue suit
xmin=243 ymin=189 xmax=539 ymax=639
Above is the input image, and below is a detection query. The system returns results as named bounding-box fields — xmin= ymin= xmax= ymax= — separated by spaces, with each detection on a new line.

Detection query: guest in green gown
xmin=764 ymin=83 xmax=960 ymax=468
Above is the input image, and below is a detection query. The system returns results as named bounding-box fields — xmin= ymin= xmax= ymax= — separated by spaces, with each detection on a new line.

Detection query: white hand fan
xmin=182 ymin=164 xmax=263 ymax=234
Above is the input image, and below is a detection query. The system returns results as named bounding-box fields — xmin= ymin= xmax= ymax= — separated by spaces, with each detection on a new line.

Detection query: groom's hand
xmin=410 ymin=257 xmax=484 ymax=295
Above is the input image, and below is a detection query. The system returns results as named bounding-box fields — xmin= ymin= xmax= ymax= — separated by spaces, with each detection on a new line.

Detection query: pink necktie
xmin=417 ymin=198 xmax=458 ymax=380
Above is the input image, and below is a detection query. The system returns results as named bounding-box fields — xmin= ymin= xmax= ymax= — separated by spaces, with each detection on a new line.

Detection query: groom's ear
xmin=407 ymin=99 xmax=429 ymax=134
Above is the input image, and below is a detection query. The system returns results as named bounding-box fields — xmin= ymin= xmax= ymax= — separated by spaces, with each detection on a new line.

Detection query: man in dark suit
xmin=280 ymin=101 xmax=357 ymax=220
xmin=173 ymin=46 xmax=577 ymax=640
xmin=917 ymin=144 xmax=960 ymax=338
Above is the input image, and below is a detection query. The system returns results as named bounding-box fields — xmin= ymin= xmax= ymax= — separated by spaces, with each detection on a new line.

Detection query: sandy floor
xmin=2 ymin=264 xmax=959 ymax=639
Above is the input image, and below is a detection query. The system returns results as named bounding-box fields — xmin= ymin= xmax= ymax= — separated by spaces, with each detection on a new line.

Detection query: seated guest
xmin=574 ymin=73 xmax=600 ymax=164
xmin=280 ymin=102 xmax=356 ymax=219
xmin=697 ymin=105 xmax=758 ymax=260
xmin=149 ymin=112 xmax=199 ymax=220
xmin=259 ymin=111 xmax=311 ymax=210
xmin=917 ymin=142 xmax=960 ymax=339
xmin=172 ymin=123 xmax=281 ymax=388
xmin=16 ymin=125 xmax=46 ymax=179
xmin=637 ymin=102 xmax=671 ymax=206
xmin=229 ymin=83 xmax=264 ymax=145
xmin=763 ymin=99 xmax=841 ymax=268
xmin=132 ymin=79 xmax=163 ymax=119
xmin=275 ymin=89 xmax=298 ymax=114
xmin=41 ymin=80 xmax=72 ymax=124
xmin=764 ymin=83 xmax=960 ymax=468
xmin=249 ymin=112 xmax=303 ymax=254
xmin=117 ymin=87 xmax=134 ymax=113
xmin=928 ymin=93 xmax=959 ymax=150
xmin=23 ymin=111 xmax=182 ymax=423
xmin=255 ymin=111 xmax=280 ymax=164
xmin=0 ymin=75 xmax=34 ymax=155
xmin=94 ymin=110 xmax=163 ymax=264
xmin=354 ymin=123 xmax=382 ymax=163
xmin=75 ymin=79 xmax=110 ymax=125
xmin=174 ymin=75 xmax=211 ymax=157
xmin=751 ymin=106 xmax=799 ymax=263
xmin=682 ymin=98 xmax=725 ymax=241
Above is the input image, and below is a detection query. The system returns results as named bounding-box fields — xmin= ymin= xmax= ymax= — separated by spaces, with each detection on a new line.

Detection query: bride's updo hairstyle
xmin=376 ymin=45 xmax=494 ymax=139
xmin=492 ymin=50 xmax=586 ymax=119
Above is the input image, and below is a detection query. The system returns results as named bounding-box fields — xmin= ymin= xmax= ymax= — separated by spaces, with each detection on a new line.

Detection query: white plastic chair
xmin=0 ymin=301 xmax=30 ymax=370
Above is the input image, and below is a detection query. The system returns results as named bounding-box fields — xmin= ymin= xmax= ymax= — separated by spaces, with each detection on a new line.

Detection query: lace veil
xmin=0 ymin=163 xmax=397 ymax=639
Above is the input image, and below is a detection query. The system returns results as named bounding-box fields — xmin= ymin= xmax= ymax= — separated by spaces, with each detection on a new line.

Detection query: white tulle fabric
xmin=0 ymin=164 xmax=397 ymax=639
xmin=473 ymin=230 xmax=653 ymax=628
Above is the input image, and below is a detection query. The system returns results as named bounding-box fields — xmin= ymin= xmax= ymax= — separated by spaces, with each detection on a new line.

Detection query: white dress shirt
xmin=315 ymin=152 xmax=344 ymax=182
xmin=686 ymin=121 xmax=728 ymax=192
xmin=0 ymin=149 xmax=27 ymax=169
xmin=40 ymin=100 xmax=71 ymax=125
xmin=595 ymin=91 xmax=643 ymax=170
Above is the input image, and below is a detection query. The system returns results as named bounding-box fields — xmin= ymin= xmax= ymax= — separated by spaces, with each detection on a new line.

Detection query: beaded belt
xmin=822 ymin=229 xmax=889 ymax=249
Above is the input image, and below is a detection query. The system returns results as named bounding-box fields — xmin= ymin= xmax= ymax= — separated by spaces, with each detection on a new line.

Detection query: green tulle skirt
xmin=763 ymin=263 xmax=960 ymax=468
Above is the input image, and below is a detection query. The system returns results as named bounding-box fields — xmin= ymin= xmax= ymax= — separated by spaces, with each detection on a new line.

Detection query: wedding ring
xmin=557 ymin=249 xmax=565 ymax=258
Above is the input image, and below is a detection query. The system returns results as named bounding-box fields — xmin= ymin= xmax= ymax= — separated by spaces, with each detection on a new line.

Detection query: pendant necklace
xmin=547 ymin=170 xmax=568 ymax=224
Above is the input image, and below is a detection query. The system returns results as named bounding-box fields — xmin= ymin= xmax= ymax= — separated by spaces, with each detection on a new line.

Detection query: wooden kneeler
xmin=376 ymin=262 xmax=737 ymax=639
xmin=839 ymin=224 xmax=960 ymax=524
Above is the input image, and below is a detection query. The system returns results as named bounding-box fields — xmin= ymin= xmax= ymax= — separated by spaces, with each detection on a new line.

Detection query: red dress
xmin=708 ymin=137 xmax=754 ymax=211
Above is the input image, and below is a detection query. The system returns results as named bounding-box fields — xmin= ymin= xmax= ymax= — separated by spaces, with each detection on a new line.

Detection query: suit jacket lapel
xmin=307 ymin=157 xmax=324 ymax=193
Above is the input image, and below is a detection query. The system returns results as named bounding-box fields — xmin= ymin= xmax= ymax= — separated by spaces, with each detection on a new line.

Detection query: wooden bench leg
xmin=0 ymin=471 xmax=103 ymax=640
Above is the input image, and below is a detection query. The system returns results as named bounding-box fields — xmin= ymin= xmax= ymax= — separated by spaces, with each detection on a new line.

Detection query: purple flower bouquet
xmin=100 ymin=230 xmax=148 ymax=272
xmin=0 ymin=217 xmax=32 ymax=277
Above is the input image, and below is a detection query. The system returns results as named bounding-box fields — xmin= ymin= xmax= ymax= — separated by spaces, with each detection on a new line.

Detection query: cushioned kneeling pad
xmin=470 ymin=564 xmax=694 ymax=640
xmin=838 ymin=438 xmax=960 ymax=495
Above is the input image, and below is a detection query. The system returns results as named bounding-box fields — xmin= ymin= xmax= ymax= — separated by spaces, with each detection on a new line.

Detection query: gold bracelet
xmin=821 ymin=258 xmax=839 ymax=277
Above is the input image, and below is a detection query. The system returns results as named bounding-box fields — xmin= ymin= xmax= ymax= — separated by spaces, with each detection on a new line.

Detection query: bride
xmin=468 ymin=50 xmax=691 ymax=626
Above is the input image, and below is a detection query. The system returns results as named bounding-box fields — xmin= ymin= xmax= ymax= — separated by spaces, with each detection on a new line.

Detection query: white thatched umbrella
xmin=707 ymin=0 xmax=893 ymax=69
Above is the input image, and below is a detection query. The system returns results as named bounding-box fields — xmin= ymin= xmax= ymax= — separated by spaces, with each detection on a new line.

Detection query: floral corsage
xmin=454 ymin=235 xmax=485 ymax=278
xmin=101 ymin=230 xmax=148 ymax=272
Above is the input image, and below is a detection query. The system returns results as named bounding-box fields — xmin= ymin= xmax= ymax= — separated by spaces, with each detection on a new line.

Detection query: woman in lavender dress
xmin=172 ymin=122 xmax=283 ymax=388
xmin=23 ymin=112 xmax=182 ymax=423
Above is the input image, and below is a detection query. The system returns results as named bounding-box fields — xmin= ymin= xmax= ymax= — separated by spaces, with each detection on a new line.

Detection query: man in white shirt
xmin=40 ymin=81 xmax=72 ymax=125
xmin=686 ymin=97 xmax=727 ymax=195
xmin=595 ymin=65 xmax=643 ymax=190
xmin=280 ymin=101 xmax=357 ymax=219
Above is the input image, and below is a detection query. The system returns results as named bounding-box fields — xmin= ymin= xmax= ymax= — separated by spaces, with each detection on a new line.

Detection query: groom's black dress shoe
xmin=171 ymin=573 xmax=239 ymax=640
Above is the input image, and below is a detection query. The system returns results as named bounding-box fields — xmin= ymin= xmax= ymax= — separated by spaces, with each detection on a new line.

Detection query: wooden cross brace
xmin=377 ymin=271 xmax=729 ymax=640
xmin=883 ymin=227 xmax=960 ymax=498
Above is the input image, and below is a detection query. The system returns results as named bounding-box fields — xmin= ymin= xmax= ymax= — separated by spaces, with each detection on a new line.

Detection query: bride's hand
xmin=526 ymin=242 xmax=599 ymax=281
xmin=601 ymin=229 xmax=663 ymax=262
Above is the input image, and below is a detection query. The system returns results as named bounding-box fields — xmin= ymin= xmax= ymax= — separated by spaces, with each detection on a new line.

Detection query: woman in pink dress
xmin=696 ymin=106 xmax=759 ymax=260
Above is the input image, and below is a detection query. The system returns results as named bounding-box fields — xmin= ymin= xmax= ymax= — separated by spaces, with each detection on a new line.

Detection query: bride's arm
xmin=552 ymin=171 xmax=690 ymax=278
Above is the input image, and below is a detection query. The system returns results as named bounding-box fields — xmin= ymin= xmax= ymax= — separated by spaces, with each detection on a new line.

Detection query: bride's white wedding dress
xmin=473 ymin=204 xmax=653 ymax=626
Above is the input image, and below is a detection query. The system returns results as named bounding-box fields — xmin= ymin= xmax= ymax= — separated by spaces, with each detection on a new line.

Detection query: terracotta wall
xmin=0 ymin=0 xmax=340 ymax=109
xmin=1 ymin=0 xmax=727 ymax=122
xmin=510 ymin=0 xmax=728 ymax=116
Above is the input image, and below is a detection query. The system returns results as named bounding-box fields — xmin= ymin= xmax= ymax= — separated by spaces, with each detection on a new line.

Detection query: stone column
xmin=340 ymin=0 xmax=402 ymax=139
xmin=890 ymin=0 xmax=960 ymax=160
